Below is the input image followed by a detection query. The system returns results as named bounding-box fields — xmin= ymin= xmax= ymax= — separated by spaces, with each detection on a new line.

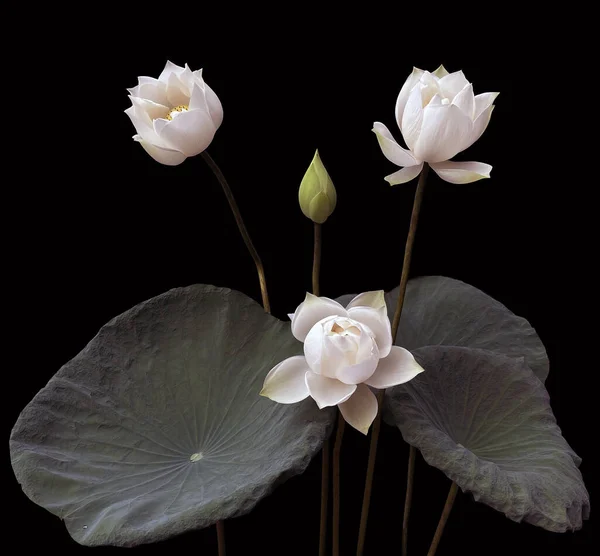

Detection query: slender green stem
xmin=216 ymin=520 xmax=226 ymax=556
xmin=201 ymin=151 xmax=271 ymax=313
xmin=333 ymin=411 xmax=345 ymax=556
xmin=313 ymin=222 xmax=329 ymax=556
xmin=356 ymin=163 xmax=430 ymax=556
xmin=402 ymin=445 xmax=417 ymax=556
xmin=427 ymin=482 xmax=459 ymax=556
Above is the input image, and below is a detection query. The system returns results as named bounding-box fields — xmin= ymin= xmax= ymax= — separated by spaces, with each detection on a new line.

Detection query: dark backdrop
xmin=6 ymin=15 xmax=591 ymax=556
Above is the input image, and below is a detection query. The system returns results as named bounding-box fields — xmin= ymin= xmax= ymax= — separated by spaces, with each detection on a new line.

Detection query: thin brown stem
xmin=312 ymin=223 xmax=322 ymax=297
xmin=216 ymin=520 xmax=226 ymax=556
xmin=402 ymin=445 xmax=417 ymax=556
xmin=201 ymin=151 xmax=270 ymax=313
xmin=313 ymin=222 xmax=328 ymax=556
xmin=356 ymin=163 xmax=430 ymax=556
xmin=319 ymin=438 xmax=330 ymax=556
xmin=427 ymin=482 xmax=458 ymax=556
xmin=332 ymin=411 xmax=346 ymax=556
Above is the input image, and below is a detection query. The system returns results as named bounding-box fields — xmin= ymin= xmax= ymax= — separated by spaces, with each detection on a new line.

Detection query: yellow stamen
xmin=166 ymin=104 xmax=189 ymax=120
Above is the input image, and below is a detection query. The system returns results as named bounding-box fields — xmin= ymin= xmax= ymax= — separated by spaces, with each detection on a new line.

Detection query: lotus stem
xmin=201 ymin=151 xmax=271 ymax=314
xmin=402 ymin=445 xmax=417 ymax=556
xmin=312 ymin=222 xmax=330 ymax=556
xmin=333 ymin=411 xmax=346 ymax=556
xmin=427 ymin=482 xmax=459 ymax=556
xmin=356 ymin=163 xmax=430 ymax=556
xmin=216 ymin=520 xmax=226 ymax=556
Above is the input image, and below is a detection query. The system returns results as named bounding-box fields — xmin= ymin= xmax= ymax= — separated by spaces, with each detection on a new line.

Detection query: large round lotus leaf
xmin=385 ymin=346 xmax=589 ymax=532
xmin=10 ymin=285 xmax=335 ymax=547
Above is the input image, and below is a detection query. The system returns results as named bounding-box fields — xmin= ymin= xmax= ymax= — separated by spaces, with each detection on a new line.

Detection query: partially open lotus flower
xmin=373 ymin=65 xmax=498 ymax=185
xmin=260 ymin=291 xmax=424 ymax=434
xmin=126 ymin=61 xmax=223 ymax=166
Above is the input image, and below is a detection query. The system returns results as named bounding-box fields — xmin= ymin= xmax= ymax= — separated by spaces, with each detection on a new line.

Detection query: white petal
xmin=452 ymin=84 xmax=475 ymax=120
xmin=385 ymin=163 xmax=424 ymax=185
xmin=167 ymin=73 xmax=191 ymax=106
xmin=335 ymin=346 xmax=380 ymax=385
xmin=205 ymin=82 xmax=224 ymax=129
xmin=438 ymin=71 xmax=470 ymax=100
xmin=401 ymin=84 xmax=424 ymax=150
xmin=372 ymin=122 xmax=419 ymax=167
xmin=474 ymin=92 xmax=499 ymax=120
xmin=305 ymin=371 xmax=356 ymax=409
xmin=305 ymin=320 xmax=351 ymax=378
xmin=176 ymin=64 xmax=195 ymax=93
xmin=260 ymin=356 xmax=311 ymax=403
xmin=189 ymin=83 xmax=209 ymax=112
xmin=432 ymin=65 xmax=449 ymax=78
xmin=365 ymin=346 xmax=424 ymax=389
xmin=346 ymin=291 xmax=386 ymax=311
xmin=155 ymin=109 xmax=217 ymax=157
xmin=462 ymin=105 xmax=495 ymax=150
xmin=128 ymin=77 xmax=169 ymax=105
xmin=413 ymin=104 xmax=473 ymax=163
xmin=395 ymin=67 xmax=424 ymax=128
xmin=347 ymin=306 xmax=392 ymax=358
xmin=430 ymin=161 xmax=492 ymax=184
xmin=287 ymin=313 xmax=294 ymax=321
xmin=159 ymin=60 xmax=185 ymax=83
xmin=133 ymin=135 xmax=187 ymax=166
xmin=291 ymin=293 xmax=348 ymax=342
xmin=338 ymin=384 xmax=378 ymax=435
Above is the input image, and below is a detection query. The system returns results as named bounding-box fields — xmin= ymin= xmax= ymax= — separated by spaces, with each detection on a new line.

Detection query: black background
xmin=6 ymin=13 xmax=591 ymax=556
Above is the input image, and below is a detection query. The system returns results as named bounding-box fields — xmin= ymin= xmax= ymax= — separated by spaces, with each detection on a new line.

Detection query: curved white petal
xmin=205 ymin=83 xmax=224 ymax=129
xmin=462 ymin=105 xmax=495 ymax=150
xmin=176 ymin=64 xmax=195 ymax=93
xmin=128 ymin=78 xmax=168 ymax=105
xmin=189 ymin=83 xmax=209 ymax=113
xmin=430 ymin=161 xmax=492 ymax=184
xmin=335 ymin=346 xmax=380 ymax=385
xmin=167 ymin=73 xmax=191 ymax=107
xmin=385 ymin=163 xmax=424 ymax=185
xmin=154 ymin=109 xmax=217 ymax=157
xmin=395 ymin=67 xmax=424 ymax=128
xmin=129 ymin=96 xmax=169 ymax=122
xmin=291 ymin=294 xmax=348 ymax=342
xmin=260 ymin=356 xmax=311 ymax=403
xmin=365 ymin=346 xmax=424 ymax=388
xmin=372 ymin=122 xmax=419 ymax=167
xmin=413 ymin=104 xmax=473 ymax=163
xmin=338 ymin=384 xmax=378 ymax=435
xmin=474 ymin=92 xmax=499 ymax=120
xmin=159 ymin=60 xmax=185 ymax=84
xmin=432 ymin=65 xmax=449 ymax=78
xmin=401 ymin=84 xmax=424 ymax=150
xmin=452 ymin=84 xmax=475 ymax=120
xmin=347 ymin=306 xmax=392 ymax=358
xmin=305 ymin=371 xmax=356 ymax=409
xmin=346 ymin=291 xmax=386 ymax=311
xmin=133 ymin=135 xmax=187 ymax=166
xmin=438 ymin=71 xmax=470 ymax=100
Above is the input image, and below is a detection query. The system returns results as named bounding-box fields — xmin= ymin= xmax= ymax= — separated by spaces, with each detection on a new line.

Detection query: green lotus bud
xmin=298 ymin=150 xmax=337 ymax=224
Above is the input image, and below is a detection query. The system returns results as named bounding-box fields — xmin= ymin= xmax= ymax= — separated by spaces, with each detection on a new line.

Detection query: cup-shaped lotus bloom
xmin=125 ymin=61 xmax=223 ymax=166
xmin=260 ymin=291 xmax=424 ymax=434
xmin=373 ymin=65 xmax=499 ymax=185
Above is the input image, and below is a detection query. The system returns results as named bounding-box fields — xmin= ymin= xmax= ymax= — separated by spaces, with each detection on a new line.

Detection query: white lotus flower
xmin=260 ymin=291 xmax=424 ymax=434
xmin=373 ymin=65 xmax=499 ymax=185
xmin=125 ymin=61 xmax=223 ymax=166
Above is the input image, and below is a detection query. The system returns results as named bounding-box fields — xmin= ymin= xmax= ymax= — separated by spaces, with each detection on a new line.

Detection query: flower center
xmin=190 ymin=452 xmax=203 ymax=462
xmin=166 ymin=105 xmax=189 ymax=120
xmin=329 ymin=320 xmax=362 ymax=337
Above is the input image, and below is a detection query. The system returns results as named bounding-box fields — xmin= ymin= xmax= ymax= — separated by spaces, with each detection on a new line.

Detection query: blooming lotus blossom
xmin=260 ymin=291 xmax=424 ymax=434
xmin=373 ymin=65 xmax=498 ymax=185
xmin=126 ymin=61 xmax=223 ymax=166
